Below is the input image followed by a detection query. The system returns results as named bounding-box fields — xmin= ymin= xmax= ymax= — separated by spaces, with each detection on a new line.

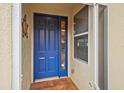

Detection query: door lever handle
xmin=39 ymin=57 xmax=45 ymax=59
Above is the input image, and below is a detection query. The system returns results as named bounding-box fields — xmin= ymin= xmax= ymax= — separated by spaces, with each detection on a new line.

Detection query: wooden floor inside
xmin=30 ymin=78 xmax=78 ymax=90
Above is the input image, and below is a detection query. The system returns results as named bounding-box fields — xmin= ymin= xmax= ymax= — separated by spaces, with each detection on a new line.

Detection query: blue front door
xmin=34 ymin=14 xmax=59 ymax=79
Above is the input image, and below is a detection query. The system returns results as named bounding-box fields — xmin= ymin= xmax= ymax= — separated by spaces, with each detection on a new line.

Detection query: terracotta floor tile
xmin=30 ymin=78 xmax=78 ymax=90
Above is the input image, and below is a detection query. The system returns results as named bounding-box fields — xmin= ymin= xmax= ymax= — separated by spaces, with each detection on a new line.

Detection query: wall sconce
xmin=22 ymin=14 xmax=29 ymax=38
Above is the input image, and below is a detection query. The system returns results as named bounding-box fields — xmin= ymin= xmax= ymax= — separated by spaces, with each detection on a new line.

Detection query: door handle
xmin=39 ymin=57 xmax=45 ymax=59
xmin=49 ymin=57 xmax=55 ymax=59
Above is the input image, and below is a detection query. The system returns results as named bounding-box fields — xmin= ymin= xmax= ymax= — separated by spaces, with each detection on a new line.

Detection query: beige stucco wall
xmin=109 ymin=4 xmax=124 ymax=90
xmin=22 ymin=5 xmax=32 ymax=90
xmin=0 ymin=4 xmax=12 ymax=89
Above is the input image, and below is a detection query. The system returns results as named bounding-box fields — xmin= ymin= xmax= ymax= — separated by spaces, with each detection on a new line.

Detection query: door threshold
xmin=34 ymin=76 xmax=68 ymax=83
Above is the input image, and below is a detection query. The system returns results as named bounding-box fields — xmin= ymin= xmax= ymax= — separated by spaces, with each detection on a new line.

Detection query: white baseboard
xmin=34 ymin=76 xmax=68 ymax=83
xmin=34 ymin=77 xmax=59 ymax=83
xmin=70 ymin=77 xmax=80 ymax=90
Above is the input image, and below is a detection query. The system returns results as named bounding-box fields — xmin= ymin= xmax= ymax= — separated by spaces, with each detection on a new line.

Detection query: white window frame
xmin=73 ymin=5 xmax=89 ymax=64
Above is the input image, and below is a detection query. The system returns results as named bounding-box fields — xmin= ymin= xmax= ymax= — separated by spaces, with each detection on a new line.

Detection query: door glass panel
xmin=60 ymin=19 xmax=66 ymax=69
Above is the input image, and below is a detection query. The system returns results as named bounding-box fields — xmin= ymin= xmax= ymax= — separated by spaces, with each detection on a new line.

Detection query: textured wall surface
xmin=109 ymin=4 xmax=124 ymax=89
xmin=0 ymin=4 xmax=12 ymax=89
xmin=22 ymin=5 xmax=32 ymax=90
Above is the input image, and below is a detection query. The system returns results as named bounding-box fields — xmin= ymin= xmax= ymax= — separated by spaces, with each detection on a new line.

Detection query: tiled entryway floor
xmin=30 ymin=78 xmax=78 ymax=90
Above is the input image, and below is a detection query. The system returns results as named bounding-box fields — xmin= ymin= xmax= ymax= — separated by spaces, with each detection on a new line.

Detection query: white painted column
xmin=12 ymin=3 xmax=22 ymax=90
xmin=93 ymin=3 xmax=99 ymax=90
